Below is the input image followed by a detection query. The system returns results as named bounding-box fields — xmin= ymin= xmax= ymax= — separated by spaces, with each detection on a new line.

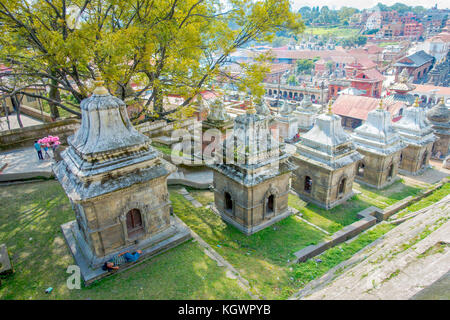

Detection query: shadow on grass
xmin=0 ymin=181 xmax=250 ymax=300
xmin=170 ymin=190 xmax=327 ymax=299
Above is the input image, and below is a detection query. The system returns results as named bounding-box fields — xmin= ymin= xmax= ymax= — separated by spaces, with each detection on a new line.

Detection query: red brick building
xmin=403 ymin=22 xmax=424 ymax=40
xmin=345 ymin=60 xmax=384 ymax=98
xmin=393 ymin=50 xmax=435 ymax=82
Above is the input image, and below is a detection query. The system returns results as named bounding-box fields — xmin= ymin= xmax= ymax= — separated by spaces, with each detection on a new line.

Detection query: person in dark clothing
xmin=102 ymin=250 xmax=143 ymax=271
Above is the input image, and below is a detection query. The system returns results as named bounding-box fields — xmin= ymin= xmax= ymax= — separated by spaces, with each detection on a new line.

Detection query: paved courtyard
xmin=0 ymin=147 xmax=54 ymax=181
xmin=0 ymin=113 xmax=43 ymax=131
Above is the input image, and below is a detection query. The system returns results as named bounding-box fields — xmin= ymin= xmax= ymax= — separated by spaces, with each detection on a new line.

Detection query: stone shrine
xmin=352 ymin=100 xmax=405 ymax=189
xmin=293 ymin=94 xmax=322 ymax=132
xmin=291 ymin=102 xmax=363 ymax=209
xmin=385 ymin=69 xmax=416 ymax=106
xmin=426 ymin=98 xmax=450 ymax=160
xmin=202 ymin=94 xmax=233 ymax=131
xmin=210 ymin=102 xmax=297 ymax=235
xmin=255 ymin=96 xmax=271 ymax=116
xmin=275 ymin=100 xmax=298 ymax=141
xmin=55 ymin=75 xmax=191 ymax=283
xmin=393 ymin=98 xmax=436 ymax=175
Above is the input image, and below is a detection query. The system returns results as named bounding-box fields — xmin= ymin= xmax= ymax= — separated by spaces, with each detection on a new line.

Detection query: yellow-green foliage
xmin=0 ymin=0 xmax=304 ymax=120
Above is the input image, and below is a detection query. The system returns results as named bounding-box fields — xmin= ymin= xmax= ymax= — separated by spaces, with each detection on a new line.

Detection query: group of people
xmin=34 ymin=140 xmax=59 ymax=160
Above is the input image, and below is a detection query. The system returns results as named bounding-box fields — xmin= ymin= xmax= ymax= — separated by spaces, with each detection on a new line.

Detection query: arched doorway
xmin=357 ymin=162 xmax=365 ymax=177
xmin=338 ymin=178 xmax=346 ymax=196
xmin=268 ymin=89 xmax=272 ymax=96
xmin=421 ymin=151 xmax=428 ymax=168
xmin=267 ymin=195 xmax=274 ymax=214
xmin=224 ymin=192 xmax=233 ymax=213
xmin=126 ymin=209 xmax=144 ymax=239
xmin=304 ymin=176 xmax=312 ymax=193
xmin=387 ymin=163 xmax=394 ymax=180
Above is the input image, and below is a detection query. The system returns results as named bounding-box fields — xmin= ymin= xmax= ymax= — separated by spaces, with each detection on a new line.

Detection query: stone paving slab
xmin=295 ymin=195 xmax=450 ymax=300
xmin=0 ymin=147 xmax=54 ymax=181
xmin=0 ymin=114 xmax=43 ymax=131
xmin=0 ymin=244 xmax=13 ymax=276
xmin=191 ymin=199 xmax=203 ymax=208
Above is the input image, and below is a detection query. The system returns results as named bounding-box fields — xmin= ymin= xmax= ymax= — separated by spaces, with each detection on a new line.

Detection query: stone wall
xmin=0 ymin=118 xmax=80 ymax=150
xmin=136 ymin=118 xmax=196 ymax=138
xmin=213 ymin=170 xmax=291 ymax=234
xmin=19 ymin=105 xmax=53 ymax=122
xmin=79 ymin=175 xmax=171 ymax=259
xmin=293 ymin=178 xmax=448 ymax=263
xmin=355 ymin=150 xmax=402 ymax=189
xmin=291 ymin=156 xmax=358 ymax=209
xmin=399 ymin=142 xmax=434 ymax=175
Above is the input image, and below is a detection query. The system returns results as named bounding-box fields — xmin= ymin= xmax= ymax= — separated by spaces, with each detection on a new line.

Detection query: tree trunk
xmin=49 ymin=73 xmax=61 ymax=120
xmin=11 ymin=95 xmax=23 ymax=128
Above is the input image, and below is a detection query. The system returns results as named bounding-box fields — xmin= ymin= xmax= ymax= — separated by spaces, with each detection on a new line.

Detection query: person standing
xmin=34 ymin=140 xmax=43 ymax=160
xmin=43 ymin=144 xmax=50 ymax=159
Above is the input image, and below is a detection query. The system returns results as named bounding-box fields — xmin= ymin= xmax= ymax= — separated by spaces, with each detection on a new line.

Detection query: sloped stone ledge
xmin=292 ymin=177 xmax=448 ymax=264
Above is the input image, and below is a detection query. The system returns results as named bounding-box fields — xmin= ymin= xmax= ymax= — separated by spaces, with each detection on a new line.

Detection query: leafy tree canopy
xmin=0 ymin=0 xmax=303 ymax=121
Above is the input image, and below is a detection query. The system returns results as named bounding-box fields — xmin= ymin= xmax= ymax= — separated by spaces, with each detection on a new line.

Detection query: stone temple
xmin=291 ymin=102 xmax=363 ymax=209
xmin=293 ymin=94 xmax=322 ymax=132
xmin=55 ymin=76 xmax=190 ymax=283
xmin=426 ymin=98 xmax=450 ymax=160
xmin=352 ymin=100 xmax=405 ymax=189
xmin=393 ymin=98 xmax=437 ymax=175
xmin=275 ymin=99 xmax=298 ymax=141
xmin=210 ymin=102 xmax=297 ymax=235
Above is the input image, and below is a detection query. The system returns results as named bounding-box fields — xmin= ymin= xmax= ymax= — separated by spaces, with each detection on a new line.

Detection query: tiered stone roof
xmin=295 ymin=102 xmax=363 ymax=169
xmin=53 ymin=76 xmax=174 ymax=201
xmin=211 ymin=103 xmax=296 ymax=186
xmin=392 ymin=99 xmax=436 ymax=147
xmin=426 ymin=98 xmax=450 ymax=136
xmin=352 ymin=101 xmax=405 ymax=155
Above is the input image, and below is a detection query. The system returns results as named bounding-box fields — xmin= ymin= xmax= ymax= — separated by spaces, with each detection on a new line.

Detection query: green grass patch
xmin=394 ymin=183 xmax=450 ymax=219
xmin=0 ymin=181 xmax=250 ymax=300
xmin=170 ymin=188 xmax=327 ymax=299
xmin=288 ymin=194 xmax=367 ymax=233
xmin=290 ymin=223 xmax=395 ymax=287
xmin=151 ymin=143 xmax=174 ymax=156
xmin=354 ymin=179 xmax=424 ymax=209
xmin=304 ymin=27 xmax=359 ymax=38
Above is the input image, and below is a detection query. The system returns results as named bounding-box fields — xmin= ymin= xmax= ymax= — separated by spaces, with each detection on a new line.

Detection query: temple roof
xmin=53 ymin=76 xmax=174 ymax=201
xmin=295 ymin=106 xmax=363 ymax=169
xmin=427 ymin=98 xmax=450 ymax=123
xmin=210 ymin=103 xmax=296 ymax=186
xmin=389 ymin=69 xmax=416 ymax=93
xmin=352 ymin=103 xmax=405 ymax=155
xmin=426 ymin=98 xmax=450 ymax=135
xmin=393 ymin=50 xmax=434 ymax=68
xmin=392 ymin=100 xmax=436 ymax=146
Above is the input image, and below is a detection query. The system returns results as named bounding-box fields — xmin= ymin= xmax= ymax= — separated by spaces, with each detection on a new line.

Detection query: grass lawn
xmin=0 ymin=181 xmax=250 ymax=300
xmin=377 ymin=41 xmax=400 ymax=48
xmin=393 ymin=182 xmax=450 ymax=219
xmin=304 ymin=27 xmax=359 ymax=38
xmin=290 ymin=223 xmax=395 ymax=287
xmin=288 ymin=179 xmax=426 ymax=234
xmin=170 ymin=188 xmax=327 ymax=299
xmin=354 ymin=179 xmax=424 ymax=208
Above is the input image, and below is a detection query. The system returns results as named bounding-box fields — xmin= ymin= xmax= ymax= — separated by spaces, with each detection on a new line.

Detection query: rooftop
xmin=331 ymin=95 xmax=403 ymax=121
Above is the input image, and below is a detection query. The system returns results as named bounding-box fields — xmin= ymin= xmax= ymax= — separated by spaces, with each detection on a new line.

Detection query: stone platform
xmin=0 ymin=147 xmax=54 ymax=182
xmin=0 ymin=244 xmax=13 ymax=276
xmin=61 ymin=217 xmax=192 ymax=286
xmin=211 ymin=204 xmax=297 ymax=235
